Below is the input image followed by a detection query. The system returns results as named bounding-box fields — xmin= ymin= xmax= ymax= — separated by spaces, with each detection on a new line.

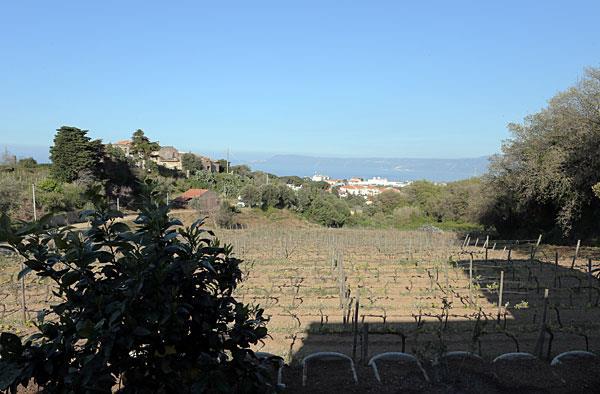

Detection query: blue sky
xmin=1 ymin=1 xmax=599 ymax=160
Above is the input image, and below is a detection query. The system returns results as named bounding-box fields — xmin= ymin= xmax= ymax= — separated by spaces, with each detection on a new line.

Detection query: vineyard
xmin=212 ymin=229 xmax=600 ymax=361
xmin=2 ymin=223 xmax=600 ymax=392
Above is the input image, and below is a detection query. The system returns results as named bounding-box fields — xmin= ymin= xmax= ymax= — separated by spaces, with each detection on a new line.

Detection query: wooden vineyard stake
xmin=352 ymin=296 xmax=360 ymax=360
xmin=498 ymin=270 xmax=504 ymax=322
xmin=533 ymin=234 xmax=542 ymax=260
xmin=588 ymin=258 xmax=593 ymax=304
xmin=20 ymin=261 xmax=27 ymax=323
xmin=571 ymin=240 xmax=581 ymax=269
xmin=469 ymin=253 xmax=474 ymax=303
xmin=361 ymin=323 xmax=369 ymax=365
xmin=554 ymin=251 xmax=559 ymax=288
xmin=534 ymin=289 xmax=550 ymax=359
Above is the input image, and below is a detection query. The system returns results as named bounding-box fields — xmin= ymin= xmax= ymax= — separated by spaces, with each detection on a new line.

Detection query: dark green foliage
xmin=103 ymin=145 xmax=139 ymax=206
xmin=231 ymin=165 xmax=252 ymax=177
xmin=49 ymin=126 xmax=102 ymax=182
xmin=259 ymin=184 xmax=296 ymax=209
xmin=130 ymin=129 xmax=160 ymax=168
xmin=181 ymin=152 xmax=203 ymax=173
xmin=483 ymin=67 xmax=600 ymax=240
xmin=305 ymin=194 xmax=350 ymax=227
xmin=35 ymin=178 xmax=86 ymax=212
xmin=241 ymin=184 xmax=262 ymax=208
xmin=296 ymin=187 xmax=349 ymax=227
xmin=17 ymin=157 xmax=37 ymax=168
xmin=0 ymin=185 xmax=270 ymax=393
xmin=216 ymin=159 xmax=229 ymax=173
xmin=215 ymin=202 xmax=240 ymax=228
xmin=370 ymin=190 xmax=409 ymax=214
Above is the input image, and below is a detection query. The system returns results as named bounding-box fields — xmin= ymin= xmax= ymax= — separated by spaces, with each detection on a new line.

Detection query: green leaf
xmin=0 ymin=332 xmax=23 ymax=358
xmin=61 ymin=270 xmax=80 ymax=286
xmin=111 ymin=222 xmax=130 ymax=233
xmin=0 ymin=361 xmax=23 ymax=390
xmin=133 ymin=327 xmax=152 ymax=336
xmin=17 ymin=266 xmax=32 ymax=281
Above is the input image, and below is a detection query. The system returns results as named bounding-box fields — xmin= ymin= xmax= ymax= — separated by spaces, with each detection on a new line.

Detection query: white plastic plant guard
xmin=435 ymin=351 xmax=484 ymax=365
xmin=301 ymin=352 xmax=358 ymax=386
xmin=551 ymin=350 xmax=597 ymax=366
xmin=493 ymin=352 xmax=537 ymax=363
xmin=368 ymin=352 xmax=430 ymax=383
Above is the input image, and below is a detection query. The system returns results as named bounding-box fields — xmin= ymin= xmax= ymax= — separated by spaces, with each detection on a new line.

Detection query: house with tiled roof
xmin=110 ymin=139 xmax=220 ymax=173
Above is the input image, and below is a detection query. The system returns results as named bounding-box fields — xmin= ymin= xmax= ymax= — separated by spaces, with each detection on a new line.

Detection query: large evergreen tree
xmin=49 ymin=126 xmax=102 ymax=183
xmin=130 ymin=129 xmax=159 ymax=168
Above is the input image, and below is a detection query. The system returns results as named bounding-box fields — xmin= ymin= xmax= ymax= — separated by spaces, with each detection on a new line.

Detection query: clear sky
xmin=1 ymin=1 xmax=599 ymax=159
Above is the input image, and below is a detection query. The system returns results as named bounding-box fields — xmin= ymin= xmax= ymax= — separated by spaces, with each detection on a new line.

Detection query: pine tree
xmin=49 ymin=126 xmax=101 ymax=182
xmin=130 ymin=129 xmax=159 ymax=168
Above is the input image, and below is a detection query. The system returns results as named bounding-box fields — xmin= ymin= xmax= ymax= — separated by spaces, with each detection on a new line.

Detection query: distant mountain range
xmin=241 ymin=154 xmax=490 ymax=182
xmin=2 ymin=144 xmax=490 ymax=182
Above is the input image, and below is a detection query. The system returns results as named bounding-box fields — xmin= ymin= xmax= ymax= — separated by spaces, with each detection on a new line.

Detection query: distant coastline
xmin=1 ymin=144 xmax=489 ymax=182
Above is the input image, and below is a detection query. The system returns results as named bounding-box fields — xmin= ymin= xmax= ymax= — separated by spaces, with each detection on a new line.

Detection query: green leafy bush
xmin=215 ymin=202 xmax=240 ymax=228
xmin=0 ymin=190 xmax=270 ymax=393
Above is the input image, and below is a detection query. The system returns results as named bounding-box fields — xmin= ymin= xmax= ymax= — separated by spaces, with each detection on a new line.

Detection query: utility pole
xmin=226 ymin=147 xmax=230 ymax=174
xmin=32 ymin=183 xmax=37 ymax=221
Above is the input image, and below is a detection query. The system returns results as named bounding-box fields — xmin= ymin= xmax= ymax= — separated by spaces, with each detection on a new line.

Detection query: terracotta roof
xmin=179 ymin=188 xmax=209 ymax=200
xmin=115 ymin=140 xmax=132 ymax=145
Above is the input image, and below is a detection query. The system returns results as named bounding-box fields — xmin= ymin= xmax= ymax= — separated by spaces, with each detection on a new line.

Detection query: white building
xmin=339 ymin=185 xmax=387 ymax=199
xmin=311 ymin=174 xmax=330 ymax=182
xmin=359 ymin=177 xmax=411 ymax=188
xmin=286 ymin=184 xmax=303 ymax=192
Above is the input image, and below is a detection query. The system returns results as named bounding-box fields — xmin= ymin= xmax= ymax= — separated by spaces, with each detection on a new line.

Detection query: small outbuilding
xmin=173 ymin=188 xmax=219 ymax=212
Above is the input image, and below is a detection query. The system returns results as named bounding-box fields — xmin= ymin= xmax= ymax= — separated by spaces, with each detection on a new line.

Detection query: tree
xmin=240 ymin=184 xmax=262 ymax=207
xmin=190 ymin=170 xmax=217 ymax=190
xmin=231 ymin=165 xmax=251 ymax=177
xmin=216 ymin=159 xmax=229 ymax=173
xmin=103 ymin=144 xmax=139 ymax=207
xmin=0 ymin=185 xmax=271 ymax=393
xmin=35 ymin=178 xmax=86 ymax=213
xmin=17 ymin=157 xmax=37 ymax=168
xmin=373 ymin=190 xmax=408 ymax=214
xmin=130 ymin=129 xmax=159 ymax=169
xmin=305 ymin=194 xmax=350 ymax=227
xmin=258 ymin=184 xmax=296 ymax=209
xmin=181 ymin=153 xmax=203 ymax=173
xmin=214 ymin=201 xmax=240 ymax=228
xmin=484 ymin=67 xmax=600 ymax=239
xmin=49 ymin=126 xmax=101 ymax=182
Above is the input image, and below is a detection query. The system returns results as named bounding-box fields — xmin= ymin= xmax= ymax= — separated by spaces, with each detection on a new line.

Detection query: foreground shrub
xmin=0 ymin=193 xmax=270 ymax=393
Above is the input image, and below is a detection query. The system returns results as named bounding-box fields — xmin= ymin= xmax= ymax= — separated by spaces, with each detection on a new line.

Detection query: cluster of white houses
xmin=309 ymin=174 xmax=412 ymax=199
xmin=111 ymin=140 xmax=220 ymax=172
